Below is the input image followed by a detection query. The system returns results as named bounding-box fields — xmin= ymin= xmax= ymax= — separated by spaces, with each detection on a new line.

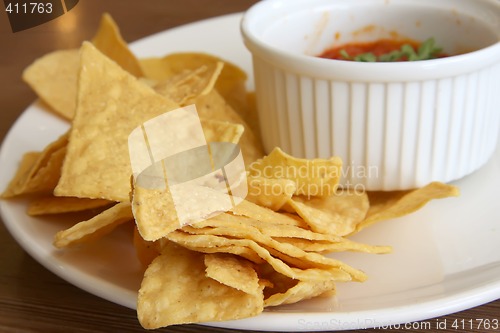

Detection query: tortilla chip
xmin=201 ymin=119 xmax=244 ymax=144
xmin=138 ymin=57 xmax=165 ymax=80
xmin=23 ymin=144 xmax=66 ymax=194
xmin=246 ymin=176 xmax=296 ymax=211
xmin=285 ymin=190 xmax=370 ymax=236
xmin=245 ymin=91 xmax=260 ymax=136
xmin=53 ymin=202 xmax=133 ymax=248
xmin=186 ymin=212 xmax=329 ymax=241
xmin=185 ymin=215 xmax=391 ymax=254
xmin=22 ymin=50 xmax=80 ymax=119
xmin=140 ymin=53 xmax=246 ymax=103
xmin=133 ymin=227 xmax=160 ymax=269
xmin=132 ymin=185 xmax=179 ymax=241
xmin=22 ymin=14 xmax=142 ymax=120
xmin=231 ymin=199 xmax=307 ymax=228
xmin=54 ymin=42 xmax=178 ymax=201
xmin=274 ymin=237 xmax=392 ymax=254
xmin=166 ymin=231 xmax=359 ymax=282
xmin=204 ymin=253 xmax=260 ymax=295
xmin=354 ymin=182 xmax=460 ymax=234
xmin=264 ymin=279 xmax=336 ymax=307
xmin=191 ymin=89 xmax=264 ymax=165
xmin=2 ymin=133 xmax=68 ymax=198
xmin=248 ymin=148 xmax=342 ymax=197
xmin=192 ymin=221 xmax=366 ymax=280
xmin=177 ymin=243 xmax=264 ymax=264
xmin=1 ymin=152 xmax=41 ymax=198
xmin=131 ymin=112 xmax=246 ymax=242
xmin=154 ymin=62 xmax=224 ymax=105
xmin=137 ymin=241 xmax=263 ymax=329
xmin=181 ymin=225 xmax=368 ymax=282
xmin=27 ymin=196 xmax=113 ymax=216
xmin=24 ymin=132 xmax=67 ymax=173
xmin=91 ymin=13 xmax=143 ymax=77
xmin=140 ymin=52 xmax=256 ymax=138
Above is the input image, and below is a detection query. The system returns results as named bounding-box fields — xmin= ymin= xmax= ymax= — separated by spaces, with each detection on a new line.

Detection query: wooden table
xmin=0 ymin=1 xmax=498 ymax=332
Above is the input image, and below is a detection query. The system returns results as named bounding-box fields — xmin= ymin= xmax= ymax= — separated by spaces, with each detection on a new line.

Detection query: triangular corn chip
xmin=193 ymin=89 xmax=264 ymax=165
xmin=264 ymin=279 xmax=336 ymax=307
xmin=139 ymin=52 xmax=247 ymax=110
xmin=137 ymin=242 xmax=263 ymax=328
xmin=54 ymin=42 xmax=179 ymax=201
xmin=154 ymin=62 xmax=224 ymax=105
xmin=22 ymin=50 xmax=80 ymax=119
xmin=27 ymin=196 xmax=112 ymax=216
xmin=22 ymin=14 xmax=143 ymax=120
xmin=53 ymin=202 xmax=133 ymax=248
xmin=285 ymin=190 xmax=370 ymax=236
xmin=1 ymin=152 xmax=41 ymax=198
xmin=91 ymin=13 xmax=143 ymax=77
xmin=249 ymin=148 xmax=342 ymax=197
xmin=354 ymin=182 xmax=460 ymax=234
xmin=1 ymin=132 xmax=68 ymax=198
xmin=204 ymin=253 xmax=260 ymax=295
xmin=246 ymin=176 xmax=296 ymax=211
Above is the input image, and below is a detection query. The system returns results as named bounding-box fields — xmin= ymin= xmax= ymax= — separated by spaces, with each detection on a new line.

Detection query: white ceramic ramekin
xmin=241 ymin=0 xmax=500 ymax=190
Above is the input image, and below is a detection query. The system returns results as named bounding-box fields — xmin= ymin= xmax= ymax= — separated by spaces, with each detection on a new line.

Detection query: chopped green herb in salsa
xmin=320 ymin=37 xmax=447 ymax=62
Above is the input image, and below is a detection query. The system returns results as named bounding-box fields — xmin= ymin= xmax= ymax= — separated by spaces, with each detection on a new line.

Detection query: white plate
xmin=1 ymin=13 xmax=500 ymax=332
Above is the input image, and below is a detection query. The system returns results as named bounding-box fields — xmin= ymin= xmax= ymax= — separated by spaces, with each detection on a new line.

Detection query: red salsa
xmin=319 ymin=38 xmax=448 ymax=62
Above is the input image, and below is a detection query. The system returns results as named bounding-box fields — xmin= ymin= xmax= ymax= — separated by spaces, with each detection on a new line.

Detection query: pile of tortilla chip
xmin=1 ymin=14 xmax=460 ymax=329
